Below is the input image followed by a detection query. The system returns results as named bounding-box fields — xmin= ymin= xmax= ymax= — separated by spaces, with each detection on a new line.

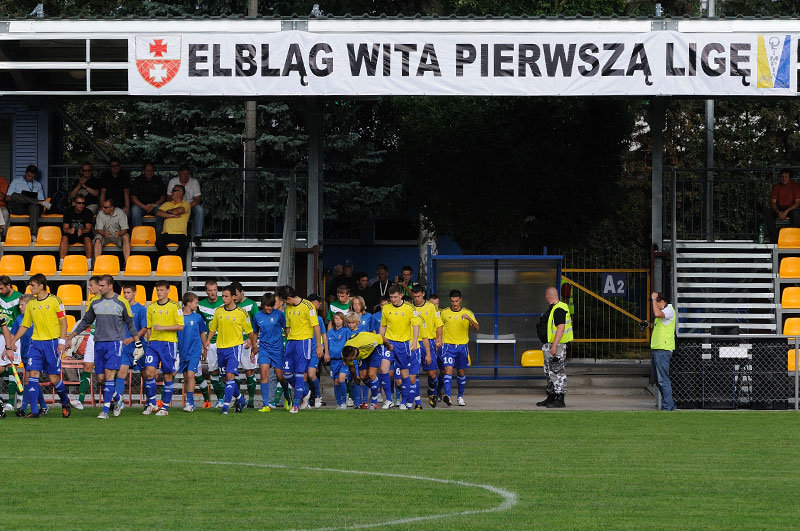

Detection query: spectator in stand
xmin=68 ymin=162 xmax=101 ymax=214
xmin=0 ymin=173 xmax=8 ymax=237
xmin=99 ymin=158 xmax=131 ymax=216
xmin=368 ymin=264 xmax=391 ymax=313
xmin=7 ymin=165 xmax=51 ymax=238
xmin=353 ymin=272 xmax=374 ymax=310
xmin=167 ymin=164 xmax=204 ymax=247
xmin=395 ymin=265 xmax=421 ymax=300
xmin=765 ymin=168 xmax=800 ymax=243
xmin=156 ymin=184 xmax=190 ymax=259
xmin=59 ymin=196 xmax=93 ymax=269
xmin=332 ymin=258 xmax=357 ymax=293
xmin=325 ymin=264 xmax=343 ymax=303
xmin=93 ymin=198 xmax=131 ymax=266
xmin=131 ymin=161 xmax=166 ymax=232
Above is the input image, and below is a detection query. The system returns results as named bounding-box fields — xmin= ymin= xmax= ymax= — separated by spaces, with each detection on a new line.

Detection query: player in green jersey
xmin=198 ymin=279 xmax=225 ymax=407
xmin=0 ymin=275 xmax=23 ymax=409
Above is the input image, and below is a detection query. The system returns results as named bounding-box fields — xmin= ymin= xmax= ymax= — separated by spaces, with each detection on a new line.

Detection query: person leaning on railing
xmin=765 ymin=168 xmax=800 ymax=243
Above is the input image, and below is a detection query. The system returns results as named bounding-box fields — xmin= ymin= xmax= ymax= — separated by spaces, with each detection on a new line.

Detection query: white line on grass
xmin=31 ymin=455 xmax=518 ymax=530
xmin=197 ymin=460 xmax=519 ymax=530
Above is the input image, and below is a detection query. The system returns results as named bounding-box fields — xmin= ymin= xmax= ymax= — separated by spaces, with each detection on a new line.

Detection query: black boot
xmin=536 ymin=393 xmax=555 ymax=407
xmin=546 ymin=393 xmax=565 ymax=408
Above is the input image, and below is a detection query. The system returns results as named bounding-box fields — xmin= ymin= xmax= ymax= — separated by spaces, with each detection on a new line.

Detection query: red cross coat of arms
xmin=135 ymin=36 xmax=181 ymax=88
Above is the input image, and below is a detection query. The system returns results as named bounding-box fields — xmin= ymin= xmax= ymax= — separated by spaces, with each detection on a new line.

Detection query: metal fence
xmin=560 ymin=249 xmax=651 ymax=360
xmin=663 ymin=166 xmax=800 ymax=241
xmin=47 ymin=164 xmax=306 ymax=239
xmin=672 ymin=338 xmax=795 ymax=410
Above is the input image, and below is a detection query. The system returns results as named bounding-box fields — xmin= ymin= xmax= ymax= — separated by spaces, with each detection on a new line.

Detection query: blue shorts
xmin=285 ymin=339 xmax=312 ymax=375
xmin=442 ymin=344 xmax=470 ymax=369
xmin=393 ymin=363 xmax=401 ymax=379
xmin=27 ymin=339 xmax=61 ymax=374
xmin=409 ymin=348 xmax=422 ymax=375
xmin=144 ymin=341 xmax=178 ymax=374
xmin=257 ymin=345 xmax=284 ymax=368
xmin=179 ymin=351 xmax=202 ymax=374
xmin=94 ymin=340 xmax=123 ymax=374
xmin=388 ymin=340 xmax=412 ymax=370
xmin=121 ymin=340 xmax=148 ymax=370
xmin=330 ymin=359 xmax=348 ymax=378
xmin=217 ymin=345 xmax=242 ymax=376
xmin=309 ymin=351 xmax=320 ymax=370
xmin=357 ymin=350 xmax=382 ymax=373
xmin=422 ymin=339 xmax=439 ymax=372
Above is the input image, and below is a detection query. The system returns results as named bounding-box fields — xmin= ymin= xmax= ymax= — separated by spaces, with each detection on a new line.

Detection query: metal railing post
xmin=795 ymin=336 xmax=798 ymax=411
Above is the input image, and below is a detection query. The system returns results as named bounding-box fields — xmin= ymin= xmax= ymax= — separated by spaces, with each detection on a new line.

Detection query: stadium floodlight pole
xmin=243 ymin=0 xmax=259 ymax=237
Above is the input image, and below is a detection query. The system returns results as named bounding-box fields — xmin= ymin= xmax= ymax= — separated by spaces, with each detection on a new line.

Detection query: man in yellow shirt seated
xmin=156 ymin=184 xmax=190 ymax=259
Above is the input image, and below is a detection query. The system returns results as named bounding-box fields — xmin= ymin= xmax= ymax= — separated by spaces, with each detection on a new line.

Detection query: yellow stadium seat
xmin=29 ymin=255 xmax=56 ymax=276
xmin=65 ymin=314 xmax=76 ymax=333
xmin=60 ymin=255 xmax=89 ymax=276
xmin=151 ymin=285 xmax=179 ymax=302
xmin=155 ymin=255 xmax=183 ymax=276
xmin=4 ymin=226 xmax=31 ymax=246
xmin=778 ymin=228 xmax=800 ymax=249
xmin=784 ymin=318 xmax=800 ymax=338
xmin=521 ymin=349 xmax=544 ymax=367
xmin=34 ymin=226 xmax=62 ymax=247
xmin=130 ymin=226 xmax=156 ymax=247
xmin=780 ymin=257 xmax=800 ymax=278
xmin=135 ymin=284 xmax=147 ymax=306
xmin=41 ymin=198 xmax=62 ymax=219
xmin=124 ymin=255 xmax=152 ymax=277
xmin=0 ymin=255 xmax=25 ymax=276
xmin=783 ymin=287 xmax=800 ymax=309
xmin=93 ymin=255 xmax=120 ymax=276
xmin=56 ymin=284 xmax=84 ymax=306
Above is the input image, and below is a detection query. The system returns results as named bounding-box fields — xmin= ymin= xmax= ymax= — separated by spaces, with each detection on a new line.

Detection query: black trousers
xmin=156 ymin=233 xmax=188 ymax=259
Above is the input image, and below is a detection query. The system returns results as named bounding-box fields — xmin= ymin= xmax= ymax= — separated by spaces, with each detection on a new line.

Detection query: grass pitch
xmin=4 ymin=407 xmax=800 ymax=529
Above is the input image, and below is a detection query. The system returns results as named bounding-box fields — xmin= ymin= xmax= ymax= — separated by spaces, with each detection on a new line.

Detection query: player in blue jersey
xmin=177 ymin=292 xmax=208 ymax=412
xmin=326 ymin=312 xmax=350 ymax=409
xmin=305 ymin=294 xmax=328 ymax=409
xmin=254 ymin=292 xmax=289 ymax=413
xmin=113 ymin=283 xmax=148 ymax=416
xmin=347 ymin=296 xmax=372 ymax=406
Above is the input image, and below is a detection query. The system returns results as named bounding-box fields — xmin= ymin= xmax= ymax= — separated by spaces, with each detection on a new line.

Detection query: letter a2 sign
xmin=601 ymin=273 xmax=626 ymax=297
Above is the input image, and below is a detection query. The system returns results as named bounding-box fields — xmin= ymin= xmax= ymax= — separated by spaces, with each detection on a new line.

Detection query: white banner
xmin=129 ymin=30 xmax=797 ymax=96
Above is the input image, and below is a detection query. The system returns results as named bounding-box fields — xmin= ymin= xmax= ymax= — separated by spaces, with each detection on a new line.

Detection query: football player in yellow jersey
xmin=204 ymin=284 xmax=258 ymax=414
xmin=342 ymin=313 xmax=392 ymax=409
xmin=10 ymin=274 xmax=72 ymax=418
xmin=379 ymin=285 xmax=422 ymax=410
xmin=411 ymin=286 xmax=443 ymax=408
xmin=142 ymin=280 xmax=184 ymax=416
xmin=276 ymin=285 xmax=323 ymax=414
xmin=440 ymin=289 xmax=479 ymax=407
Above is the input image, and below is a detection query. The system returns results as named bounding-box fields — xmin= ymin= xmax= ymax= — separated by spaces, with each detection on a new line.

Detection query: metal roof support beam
xmin=650 ymin=96 xmax=666 ymax=293
xmin=305 ymin=95 xmax=323 ymax=294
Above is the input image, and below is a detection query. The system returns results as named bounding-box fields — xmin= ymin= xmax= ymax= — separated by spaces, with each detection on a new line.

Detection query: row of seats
xmin=53 ymin=283 xmax=179 ymax=306
xmin=0 ymin=254 xmax=183 ymax=277
xmin=4 ymin=225 xmax=158 ymax=247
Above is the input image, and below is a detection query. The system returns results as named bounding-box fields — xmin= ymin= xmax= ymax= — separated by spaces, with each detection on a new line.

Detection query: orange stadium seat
xmin=124 ymin=255 xmax=152 ymax=277
xmin=784 ymin=318 xmax=800 ymax=338
xmin=0 ymin=255 xmax=25 ymax=276
xmin=780 ymin=257 xmax=800 ymax=278
xmin=93 ymin=255 xmax=120 ymax=276
xmin=155 ymin=256 xmax=183 ymax=276
xmin=778 ymin=228 xmax=800 ymax=249
xmin=34 ymin=226 xmax=62 ymax=246
xmin=4 ymin=226 xmax=31 ymax=246
xmin=130 ymin=226 xmax=156 ymax=247
xmin=56 ymin=284 xmax=84 ymax=306
xmin=65 ymin=314 xmax=76 ymax=333
xmin=151 ymin=285 xmax=179 ymax=302
xmin=29 ymin=255 xmax=56 ymax=276
xmin=61 ymin=255 xmax=89 ymax=276
xmin=783 ymin=287 xmax=800 ymax=309
xmin=135 ymin=285 xmax=147 ymax=306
